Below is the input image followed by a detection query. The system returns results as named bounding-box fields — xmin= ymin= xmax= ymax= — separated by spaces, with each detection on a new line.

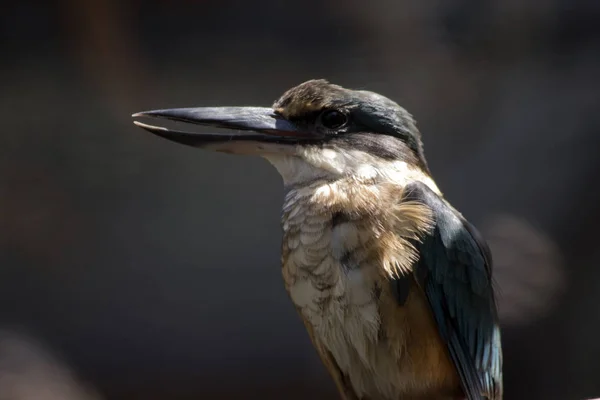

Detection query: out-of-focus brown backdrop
xmin=1 ymin=1 xmax=599 ymax=399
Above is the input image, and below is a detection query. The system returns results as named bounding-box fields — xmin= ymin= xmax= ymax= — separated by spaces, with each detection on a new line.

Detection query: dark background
xmin=1 ymin=1 xmax=599 ymax=399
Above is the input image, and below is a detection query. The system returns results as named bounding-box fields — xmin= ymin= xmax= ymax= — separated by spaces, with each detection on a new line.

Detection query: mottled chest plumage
xmin=281 ymin=182 xmax=381 ymax=374
xmin=279 ymin=178 xmax=459 ymax=399
xmin=281 ymin=182 xmax=383 ymax=394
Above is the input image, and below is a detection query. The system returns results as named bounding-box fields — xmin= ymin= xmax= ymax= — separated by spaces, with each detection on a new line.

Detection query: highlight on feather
xmin=377 ymin=199 xmax=434 ymax=280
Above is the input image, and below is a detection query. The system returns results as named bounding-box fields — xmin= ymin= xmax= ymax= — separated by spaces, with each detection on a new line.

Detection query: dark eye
xmin=319 ymin=110 xmax=348 ymax=130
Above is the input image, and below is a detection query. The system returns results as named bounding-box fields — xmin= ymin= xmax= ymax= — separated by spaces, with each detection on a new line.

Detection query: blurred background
xmin=1 ymin=0 xmax=599 ymax=399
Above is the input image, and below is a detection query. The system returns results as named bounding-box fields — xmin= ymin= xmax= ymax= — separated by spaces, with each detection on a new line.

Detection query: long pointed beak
xmin=132 ymin=107 xmax=316 ymax=152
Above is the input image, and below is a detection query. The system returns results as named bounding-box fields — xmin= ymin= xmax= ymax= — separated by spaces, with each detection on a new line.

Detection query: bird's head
xmin=133 ymin=79 xmax=430 ymax=185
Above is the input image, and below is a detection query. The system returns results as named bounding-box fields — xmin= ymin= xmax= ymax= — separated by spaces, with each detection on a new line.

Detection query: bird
xmin=132 ymin=79 xmax=503 ymax=400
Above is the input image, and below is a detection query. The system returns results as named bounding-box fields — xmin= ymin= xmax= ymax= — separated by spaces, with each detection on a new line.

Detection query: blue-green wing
xmin=401 ymin=181 xmax=503 ymax=400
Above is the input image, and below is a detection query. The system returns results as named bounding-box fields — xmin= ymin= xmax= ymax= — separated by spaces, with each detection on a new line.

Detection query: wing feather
xmin=399 ymin=181 xmax=503 ymax=400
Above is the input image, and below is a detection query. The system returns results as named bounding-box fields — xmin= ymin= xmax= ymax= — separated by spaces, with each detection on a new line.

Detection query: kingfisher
xmin=132 ymin=79 xmax=502 ymax=400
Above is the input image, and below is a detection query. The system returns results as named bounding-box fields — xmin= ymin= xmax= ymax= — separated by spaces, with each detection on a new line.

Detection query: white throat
xmin=262 ymin=147 xmax=440 ymax=194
